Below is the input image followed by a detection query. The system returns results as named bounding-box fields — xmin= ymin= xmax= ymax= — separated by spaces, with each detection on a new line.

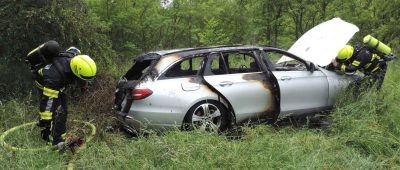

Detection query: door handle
xmin=280 ymin=76 xmax=292 ymax=81
xmin=219 ymin=81 xmax=233 ymax=86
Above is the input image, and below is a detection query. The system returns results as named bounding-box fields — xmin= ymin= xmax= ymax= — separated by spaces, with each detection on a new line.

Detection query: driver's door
xmin=264 ymin=50 xmax=329 ymax=117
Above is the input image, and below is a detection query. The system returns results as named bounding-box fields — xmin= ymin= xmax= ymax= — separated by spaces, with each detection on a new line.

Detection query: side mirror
xmin=309 ymin=63 xmax=315 ymax=73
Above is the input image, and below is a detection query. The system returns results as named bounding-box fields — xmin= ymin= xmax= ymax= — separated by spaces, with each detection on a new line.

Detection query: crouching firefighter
xmin=26 ymin=41 xmax=97 ymax=146
xmin=331 ymin=35 xmax=396 ymax=89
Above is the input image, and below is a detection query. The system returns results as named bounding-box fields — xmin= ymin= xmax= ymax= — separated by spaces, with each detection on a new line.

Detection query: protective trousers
xmin=38 ymin=90 xmax=68 ymax=145
xmin=50 ymin=93 xmax=68 ymax=145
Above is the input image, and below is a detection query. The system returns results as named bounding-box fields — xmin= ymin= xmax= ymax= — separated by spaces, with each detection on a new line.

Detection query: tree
xmin=198 ymin=18 xmax=230 ymax=46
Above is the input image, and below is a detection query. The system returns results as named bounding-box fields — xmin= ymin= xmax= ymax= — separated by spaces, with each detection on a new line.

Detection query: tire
xmin=182 ymin=100 xmax=230 ymax=132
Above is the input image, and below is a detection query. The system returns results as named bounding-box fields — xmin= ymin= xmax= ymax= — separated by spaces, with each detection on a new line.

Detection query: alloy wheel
xmin=191 ymin=103 xmax=222 ymax=132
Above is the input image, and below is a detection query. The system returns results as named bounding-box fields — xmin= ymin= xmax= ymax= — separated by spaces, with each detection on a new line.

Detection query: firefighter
xmin=26 ymin=41 xmax=97 ymax=146
xmin=331 ymin=45 xmax=387 ymax=89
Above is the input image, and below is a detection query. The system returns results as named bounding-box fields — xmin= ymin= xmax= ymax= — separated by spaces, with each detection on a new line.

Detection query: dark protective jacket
xmin=32 ymin=51 xmax=76 ymax=91
xmin=39 ymin=57 xmax=76 ymax=144
xmin=336 ymin=46 xmax=383 ymax=74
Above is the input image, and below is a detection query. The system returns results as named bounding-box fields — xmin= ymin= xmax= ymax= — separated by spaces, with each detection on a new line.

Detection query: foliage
xmin=84 ymin=0 xmax=400 ymax=52
xmin=0 ymin=0 xmax=113 ymax=62
xmin=198 ymin=18 xmax=230 ymax=46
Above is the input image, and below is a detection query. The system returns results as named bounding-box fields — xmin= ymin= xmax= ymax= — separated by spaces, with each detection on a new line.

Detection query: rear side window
xmin=164 ymin=56 xmax=205 ymax=78
xmin=209 ymin=54 xmax=228 ymax=75
xmin=224 ymin=52 xmax=260 ymax=74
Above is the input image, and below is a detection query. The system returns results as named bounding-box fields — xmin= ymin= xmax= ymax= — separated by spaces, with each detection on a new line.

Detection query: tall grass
xmin=1 ymin=61 xmax=399 ymax=169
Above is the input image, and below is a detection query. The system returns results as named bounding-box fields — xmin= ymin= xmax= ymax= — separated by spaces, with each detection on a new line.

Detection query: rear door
xmin=264 ymin=49 xmax=329 ymax=117
xmin=203 ymin=50 xmax=276 ymax=123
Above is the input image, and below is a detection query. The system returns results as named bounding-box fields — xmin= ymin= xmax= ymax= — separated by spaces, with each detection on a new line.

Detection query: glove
xmin=40 ymin=128 xmax=51 ymax=142
xmin=30 ymin=68 xmax=40 ymax=80
xmin=37 ymin=119 xmax=52 ymax=128
xmin=80 ymin=84 xmax=88 ymax=92
xmin=55 ymin=142 xmax=66 ymax=152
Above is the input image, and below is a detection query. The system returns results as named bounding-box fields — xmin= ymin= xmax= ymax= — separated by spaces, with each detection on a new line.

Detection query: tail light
xmin=131 ymin=88 xmax=153 ymax=100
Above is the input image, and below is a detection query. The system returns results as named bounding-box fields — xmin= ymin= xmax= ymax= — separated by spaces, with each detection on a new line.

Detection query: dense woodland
xmin=0 ymin=0 xmax=399 ymax=98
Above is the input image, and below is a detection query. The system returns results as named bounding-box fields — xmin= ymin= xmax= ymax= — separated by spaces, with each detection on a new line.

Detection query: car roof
xmin=135 ymin=45 xmax=279 ymax=61
xmin=157 ymin=45 xmax=263 ymax=56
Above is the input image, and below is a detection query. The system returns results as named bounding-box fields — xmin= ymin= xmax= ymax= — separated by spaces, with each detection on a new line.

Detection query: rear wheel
xmin=182 ymin=100 xmax=230 ymax=132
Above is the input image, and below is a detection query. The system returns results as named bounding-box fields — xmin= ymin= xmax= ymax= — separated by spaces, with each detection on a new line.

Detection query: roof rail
xmin=160 ymin=44 xmax=248 ymax=55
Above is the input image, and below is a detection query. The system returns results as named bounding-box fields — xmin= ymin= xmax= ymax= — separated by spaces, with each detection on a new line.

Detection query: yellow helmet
xmin=337 ymin=45 xmax=354 ymax=60
xmin=70 ymin=55 xmax=97 ymax=80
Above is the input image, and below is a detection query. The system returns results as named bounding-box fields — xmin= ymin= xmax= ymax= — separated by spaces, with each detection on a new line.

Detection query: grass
xmin=1 ymin=61 xmax=400 ymax=169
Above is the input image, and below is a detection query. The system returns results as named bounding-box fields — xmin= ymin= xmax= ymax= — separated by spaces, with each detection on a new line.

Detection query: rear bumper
xmin=114 ymin=111 xmax=146 ymax=134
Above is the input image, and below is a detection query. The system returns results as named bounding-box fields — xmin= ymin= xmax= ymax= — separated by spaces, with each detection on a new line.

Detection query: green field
xmin=1 ymin=61 xmax=399 ymax=169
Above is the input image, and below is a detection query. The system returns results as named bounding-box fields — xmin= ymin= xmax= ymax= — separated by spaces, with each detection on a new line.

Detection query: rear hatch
xmin=114 ymin=55 xmax=159 ymax=113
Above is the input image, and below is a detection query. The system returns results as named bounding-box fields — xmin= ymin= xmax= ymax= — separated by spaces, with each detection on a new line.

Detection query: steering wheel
xmin=239 ymin=65 xmax=247 ymax=72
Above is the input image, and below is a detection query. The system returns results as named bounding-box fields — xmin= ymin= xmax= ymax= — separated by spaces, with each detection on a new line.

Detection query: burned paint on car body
xmin=241 ymin=73 xmax=279 ymax=122
xmin=114 ymin=45 xmax=355 ymax=133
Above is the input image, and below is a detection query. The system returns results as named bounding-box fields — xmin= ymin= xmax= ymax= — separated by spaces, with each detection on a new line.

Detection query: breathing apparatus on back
xmin=363 ymin=35 xmax=396 ymax=61
xmin=25 ymin=40 xmax=61 ymax=70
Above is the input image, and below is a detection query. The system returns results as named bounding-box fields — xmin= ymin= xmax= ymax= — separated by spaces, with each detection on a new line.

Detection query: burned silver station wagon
xmin=113 ymin=45 xmax=354 ymax=134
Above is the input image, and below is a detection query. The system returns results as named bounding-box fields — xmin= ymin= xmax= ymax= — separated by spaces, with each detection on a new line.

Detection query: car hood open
xmin=277 ymin=18 xmax=359 ymax=66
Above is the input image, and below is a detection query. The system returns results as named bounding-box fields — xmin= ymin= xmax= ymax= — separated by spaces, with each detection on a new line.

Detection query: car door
xmin=146 ymin=55 xmax=206 ymax=125
xmin=264 ymin=49 xmax=329 ymax=117
xmin=203 ymin=51 xmax=276 ymax=123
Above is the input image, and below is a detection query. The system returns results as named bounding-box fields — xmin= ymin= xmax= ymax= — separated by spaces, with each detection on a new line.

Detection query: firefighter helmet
xmin=70 ymin=55 xmax=97 ymax=80
xmin=337 ymin=45 xmax=354 ymax=60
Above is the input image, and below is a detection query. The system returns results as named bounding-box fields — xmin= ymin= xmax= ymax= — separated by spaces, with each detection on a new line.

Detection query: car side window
xmin=208 ymin=54 xmax=228 ymax=75
xmin=164 ymin=56 xmax=204 ymax=78
xmin=265 ymin=51 xmax=307 ymax=71
xmin=224 ymin=52 xmax=260 ymax=74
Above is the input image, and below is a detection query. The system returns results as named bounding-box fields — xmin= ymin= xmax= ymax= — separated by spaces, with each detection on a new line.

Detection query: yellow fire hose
xmin=0 ymin=122 xmax=50 ymax=152
xmin=0 ymin=120 xmax=96 ymax=170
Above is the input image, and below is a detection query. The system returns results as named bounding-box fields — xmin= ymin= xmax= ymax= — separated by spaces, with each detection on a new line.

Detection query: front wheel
xmin=182 ymin=100 xmax=230 ymax=133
